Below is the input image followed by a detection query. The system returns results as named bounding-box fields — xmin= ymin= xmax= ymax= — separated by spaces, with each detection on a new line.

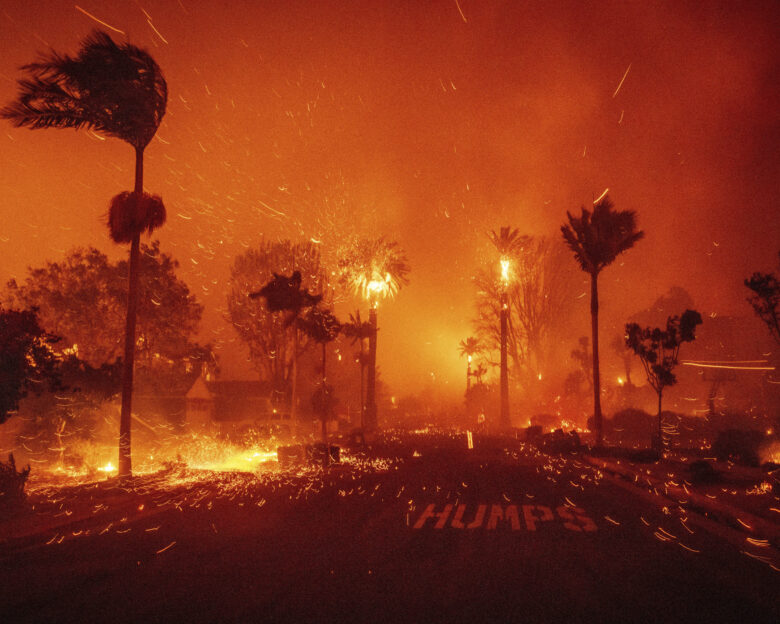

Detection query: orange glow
xmin=0 ymin=1 xmax=777 ymax=403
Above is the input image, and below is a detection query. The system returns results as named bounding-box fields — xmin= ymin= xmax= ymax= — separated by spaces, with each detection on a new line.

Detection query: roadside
xmin=583 ymin=452 xmax=780 ymax=549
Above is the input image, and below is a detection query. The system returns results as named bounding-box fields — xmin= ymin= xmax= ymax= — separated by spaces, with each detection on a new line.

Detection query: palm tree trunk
xmin=366 ymin=307 xmax=378 ymax=431
xmin=321 ymin=342 xmax=327 ymax=445
xmin=118 ymin=146 xmax=144 ymax=479
xmin=590 ymin=272 xmax=603 ymax=447
xmin=499 ymin=293 xmax=510 ymax=430
xmin=291 ymin=326 xmax=298 ymax=425
xmin=656 ymin=390 xmax=663 ymax=452
xmin=359 ymin=342 xmax=365 ymax=430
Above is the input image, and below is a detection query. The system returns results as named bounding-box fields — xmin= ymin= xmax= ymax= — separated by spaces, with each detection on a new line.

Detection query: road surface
xmin=2 ymin=434 xmax=778 ymax=623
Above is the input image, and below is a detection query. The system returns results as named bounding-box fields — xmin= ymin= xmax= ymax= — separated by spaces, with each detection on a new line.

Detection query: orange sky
xmin=1 ymin=1 xmax=778 ymax=396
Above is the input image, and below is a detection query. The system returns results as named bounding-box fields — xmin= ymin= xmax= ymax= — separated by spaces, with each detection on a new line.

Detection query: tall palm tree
xmin=458 ymin=337 xmax=482 ymax=394
xmin=488 ymin=227 xmax=527 ymax=430
xmin=343 ymin=310 xmax=375 ymax=429
xmin=298 ymin=306 xmax=341 ymax=447
xmin=1 ymin=31 xmax=168 ymax=477
xmin=561 ymin=196 xmax=644 ymax=446
xmin=338 ymin=238 xmax=410 ymax=431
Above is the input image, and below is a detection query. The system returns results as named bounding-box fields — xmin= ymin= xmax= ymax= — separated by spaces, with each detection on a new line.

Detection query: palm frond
xmin=1 ymin=30 xmax=167 ymax=149
xmin=338 ymin=237 xmax=410 ymax=301
xmin=108 ymin=191 xmax=166 ymax=244
xmin=561 ymin=195 xmax=644 ymax=274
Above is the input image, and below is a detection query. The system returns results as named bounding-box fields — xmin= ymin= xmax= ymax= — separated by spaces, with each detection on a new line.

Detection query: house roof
xmin=186 ymin=378 xmax=274 ymax=399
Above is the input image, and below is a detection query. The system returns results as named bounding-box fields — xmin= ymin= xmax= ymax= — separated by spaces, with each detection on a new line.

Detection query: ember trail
xmin=1 ymin=2 xmax=779 ymax=622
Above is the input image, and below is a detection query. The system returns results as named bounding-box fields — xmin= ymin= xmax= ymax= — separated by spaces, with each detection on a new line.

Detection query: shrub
xmin=712 ymin=429 xmax=764 ymax=467
xmin=688 ymin=459 xmax=720 ymax=484
xmin=541 ymin=429 xmax=581 ymax=454
xmin=607 ymin=408 xmax=653 ymax=442
xmin=0 ymin=453 xmax=30 ymax=512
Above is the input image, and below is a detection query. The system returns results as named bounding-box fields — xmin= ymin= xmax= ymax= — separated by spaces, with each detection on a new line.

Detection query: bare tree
xmin=473 ymin=236 xmax=580 ymax=390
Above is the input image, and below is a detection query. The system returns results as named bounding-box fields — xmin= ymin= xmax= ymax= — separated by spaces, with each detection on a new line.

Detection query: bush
xmin=540 ymin=429 xmax=581 ymax=454
xmin=607 ymin=408 xmax=653 ymax=442
xmin=0 ymin=453 xmax=30 ymax=512
xmin=688 ymin=459 xmax=720 ymax=484
xmin=525 ymin=425 xmax=543 ymax=442
xmin=712 ymin=429 xmax=764 ymax=466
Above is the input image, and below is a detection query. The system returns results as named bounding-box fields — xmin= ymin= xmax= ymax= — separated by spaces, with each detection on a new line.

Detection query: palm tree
xmin=488 ymin=227 xmax=527 ymax=430
xmin=561 ymin=196 xmax=644 ymax=446
xmin=1 ymin=31 xmax=168 ymax=478
xmin=298 ymin=306 xmax=341 ymax=447
xmin=458 ymin=337 xmax=482 ymax=394
xmin=250 ymin=271 xmax=322 ymax=426
xmin=343 ymin=310 xmax=375 ymax=429
xmin=338 ymin=238 xmax=410 ymax=430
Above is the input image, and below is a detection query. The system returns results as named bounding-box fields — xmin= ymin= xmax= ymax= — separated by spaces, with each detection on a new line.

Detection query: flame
xmin=500 ymin=259 xmax=510 ymax=283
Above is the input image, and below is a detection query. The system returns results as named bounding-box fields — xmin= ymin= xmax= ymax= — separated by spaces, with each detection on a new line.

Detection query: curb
xmin=584 ymin=455 xmax=780 ymax=548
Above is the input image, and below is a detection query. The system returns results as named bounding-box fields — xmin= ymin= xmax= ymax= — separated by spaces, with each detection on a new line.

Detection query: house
xmin=184 ymin=377 xmax=294 ymax=436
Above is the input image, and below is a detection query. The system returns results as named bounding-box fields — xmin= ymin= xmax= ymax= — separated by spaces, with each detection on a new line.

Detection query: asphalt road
xmin=2 ymin=435 xmax=778 ymax=623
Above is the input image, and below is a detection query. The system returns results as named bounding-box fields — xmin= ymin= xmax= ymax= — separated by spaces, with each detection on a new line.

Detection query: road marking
xmin=412 ymin=503 xmax=598 ymax=532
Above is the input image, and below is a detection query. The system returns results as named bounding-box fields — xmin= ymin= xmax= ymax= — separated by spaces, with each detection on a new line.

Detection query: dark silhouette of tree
xmin=251 ymin=274 xmax=323 ymax=426
xmin=625 ymin=309 xmax=703 ymax=451
xmin=338 ymin=237 xmax=410 ymax=430
xmin=2 ymin=30 xmax=168 ymax=478
xmin=570 ymin=336 xmax=593 ymax=393
xmin=252 ymin=271 xmax=322 ymax=318
xmin=0 ymin=306 xmax=61 ymax=424
xmin=228 ymin=241 xmax=327 ymax=409
xmin=561 ymin=196 xmax=644 ymax=446
xmin=298 ymin=307 xmax=341 ymax=446
xmin=5 ymin=243 xmax=212 ymax=396
xmin=342 ymin=310 xmax=374 ymax=429
xmin=745 ymin=252 xmax=780 ymax=344
xmin=458 ymin=337 xmax=483 ymax=396
xmin=13 ymin=354 xmax=123 ymax=463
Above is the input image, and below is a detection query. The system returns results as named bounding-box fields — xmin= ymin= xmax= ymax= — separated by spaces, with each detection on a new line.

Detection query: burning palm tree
xmin=488 ymin=227 xmax=527 ymax=430
xmin=1 ymin=31 xmax=168 ymax=478
xmin=338 ymin=238 xmax=410 ymax=430
xmin=458 ymin=337 xmax=482 ymax=395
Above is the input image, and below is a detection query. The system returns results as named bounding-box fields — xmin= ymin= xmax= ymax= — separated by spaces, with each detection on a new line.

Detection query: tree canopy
xmin=227 ymin=240 xmax=328 ymax=392
xmin=337 ymin=237 xmax=410 ymax=303
xmin=745 ymin=252 xmax=780 ymax=344
xmin=561 ymin=196 xmax=645 ymax=276
xmin=0 ymin=306 xmax=61 ymax=424
xmin=4 ymin=242 xmax=211 ymax=394
xmin=625 ymin=309 xmax=703 ymax=397
xmin=1 ymin=30 xmax=167 ymax=150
